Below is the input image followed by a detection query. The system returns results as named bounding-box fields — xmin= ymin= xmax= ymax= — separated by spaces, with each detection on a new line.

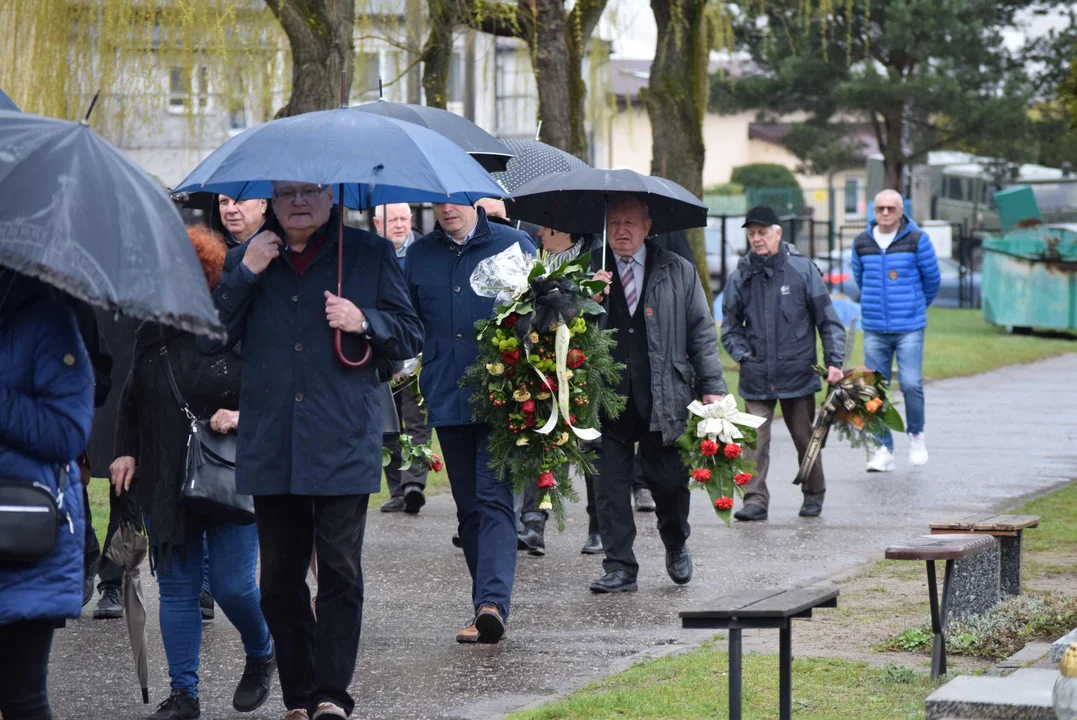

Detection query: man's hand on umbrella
xmin=826 ymin=366 xmax=844 ymax=384
xmin=590 ymin=270 xmax=613 ymax=302
xmin=325 ymin=291 xmax=367 ymax=333
xmin=702 ymin=394 xmax=724 ymax=404
xmin=210 ymin=409 xmax=239 ymax=434
xmin=110 ymin=456 xmax=136 ymax=497
xmin=241 ymin=230 xmax=282 ymax=275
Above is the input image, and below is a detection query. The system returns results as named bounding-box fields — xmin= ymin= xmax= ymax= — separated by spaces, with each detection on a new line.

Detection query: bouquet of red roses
xmin=462 ymin=248 xmax=625 ymax=528
xmin=381 ymin=435 xmax=444 ymax=473
xmin=675 ymin=397 xmax=766 ymax=525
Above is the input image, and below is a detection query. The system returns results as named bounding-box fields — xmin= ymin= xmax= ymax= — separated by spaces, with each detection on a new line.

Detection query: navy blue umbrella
xmin=174 ymin=108 xmax=506 ymax=208
xmin=0 ymin=88 xmax=18 ymax=112
xmin=175 ymin=99 xmax=505 ymax=367
xmin=0 ymin=110 xmax=221 ymax=338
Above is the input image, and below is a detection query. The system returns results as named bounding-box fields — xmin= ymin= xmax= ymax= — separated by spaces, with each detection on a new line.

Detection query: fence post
xmin=720 ymin=216 xmax=728 ymax=293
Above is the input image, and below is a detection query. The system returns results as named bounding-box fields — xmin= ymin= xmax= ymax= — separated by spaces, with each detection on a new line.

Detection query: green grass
xmin=509 ymin=644 xmax=939 ymax=720
xmin=719 ymin=307 xmax=1076 ymax=407
xmin=86 ymin=434 xmax=451 ymax=549
xmin=1018 ymin=481 xmax=1077 ymax=557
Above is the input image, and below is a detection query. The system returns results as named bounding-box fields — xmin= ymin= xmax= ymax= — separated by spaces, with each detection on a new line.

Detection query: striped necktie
xmin=619 ymin=255 xmax=638 ymax=315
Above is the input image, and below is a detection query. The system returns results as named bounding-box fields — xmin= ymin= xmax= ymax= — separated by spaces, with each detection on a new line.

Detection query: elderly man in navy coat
xmin=200 ymin=181 xmax=423 ymax=720
xmin=406 ymin=202 xmax=535 ymax=644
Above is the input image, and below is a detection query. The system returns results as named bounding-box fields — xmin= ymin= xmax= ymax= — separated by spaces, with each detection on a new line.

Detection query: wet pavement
xmin=48 ymin=354 xmax=1077 ymax=719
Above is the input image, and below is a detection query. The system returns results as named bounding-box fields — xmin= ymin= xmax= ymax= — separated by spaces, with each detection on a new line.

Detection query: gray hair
xmin=875 ymin=189 xmax=904 ymax=210
xmin=374 ymin=203 xmax=412 ymax=219
xmin=608 ymin=194 xmax=651 ymax=221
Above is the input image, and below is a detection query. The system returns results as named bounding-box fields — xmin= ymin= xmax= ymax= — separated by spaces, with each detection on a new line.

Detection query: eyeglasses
xmin=272 ymin=186 xmax=327 ymax=203
xmin=875 ymin=206 xmax=899 ymax=214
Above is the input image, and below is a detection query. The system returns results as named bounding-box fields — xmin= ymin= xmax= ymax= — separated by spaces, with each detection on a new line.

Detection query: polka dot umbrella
xmin=491 ymin=138 xmax=589 ymax=194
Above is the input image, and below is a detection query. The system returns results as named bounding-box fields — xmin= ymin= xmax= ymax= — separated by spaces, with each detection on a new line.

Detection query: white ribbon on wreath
xmin=688 ymin=396 xmax=767 ymax=444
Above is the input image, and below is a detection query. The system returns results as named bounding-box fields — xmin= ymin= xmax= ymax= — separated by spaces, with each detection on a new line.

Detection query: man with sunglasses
xmin=852 ymin=190 xmax=940 ymax=473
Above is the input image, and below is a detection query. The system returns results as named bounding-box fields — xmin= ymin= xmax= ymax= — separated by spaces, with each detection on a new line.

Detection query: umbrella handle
xmin=334 ymin=184 xmax=373 ymax=368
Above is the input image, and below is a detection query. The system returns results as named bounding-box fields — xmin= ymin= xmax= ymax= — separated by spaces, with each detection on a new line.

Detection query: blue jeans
xmin=436 ymin=424 xmax=516 ymax=620
xmin=148 ymin=514 xmax=273 ymax=696
xmin=863 ymin=329 xmax=925 ymax=451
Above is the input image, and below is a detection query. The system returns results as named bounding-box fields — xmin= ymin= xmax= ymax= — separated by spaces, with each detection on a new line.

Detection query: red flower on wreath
xmin=537 ymin=471 xmax=555 ymax=489
xmin=700 ymin=440 xmax=719 ymax=456
xmin=691 ymin=468 xmax=711 ymax=483
xmin=724 ymin=443 xmax=742 ymax=459
xmin=734 ymin=472 xmax=752 ymax=486
xmin=542 ymin=378 xmax=558 ymax=393
xmin=715 ymin=496 xmax=734 ymax=511
xmin=569 ymin=414 xmax=577 ymax=425
xmin=429 ymin=455 xmax=444 ymax=473
xmin=567 ymin=349 xmax=587 ymax=369
xmin=525 ymin=413 xmax=537 ymax=428
xmin=521 ymin=399 xmax=536 ymax=413
xmin=502 ymin=349 xmax=520 ymax=365
xmin=504 ymin=313 xmax=520 ymax=329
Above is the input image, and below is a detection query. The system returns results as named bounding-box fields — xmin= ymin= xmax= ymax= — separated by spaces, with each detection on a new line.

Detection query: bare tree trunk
xmin=884 ymin=109 xmax=905 ymax=190
xmin=643 ymin=0 xmax=712 ymax=300
xmin=265 ymin=0 xmax=356 ymax=117
xmin=422 ymin=0 xmax=458 ymax=109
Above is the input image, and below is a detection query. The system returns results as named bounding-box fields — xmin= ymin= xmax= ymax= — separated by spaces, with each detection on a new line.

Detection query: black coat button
xmin=295 ymin=393 xmax=304 ymax=402
xmin=294 ymin=343 xmax=303 ymax=352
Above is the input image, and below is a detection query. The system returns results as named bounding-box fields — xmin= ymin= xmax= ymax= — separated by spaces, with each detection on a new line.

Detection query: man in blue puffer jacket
xmin=0 ymin=270 xmax=93 ymax=719
xmin=852 ymin=190 xmax=940 ymax=473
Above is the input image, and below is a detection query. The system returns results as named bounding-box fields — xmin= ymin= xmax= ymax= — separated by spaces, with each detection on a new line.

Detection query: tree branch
xmin=466 ymin=1 xmax=528 ymax=39
xmin=572 ymin=0 xmax=609 ymax=46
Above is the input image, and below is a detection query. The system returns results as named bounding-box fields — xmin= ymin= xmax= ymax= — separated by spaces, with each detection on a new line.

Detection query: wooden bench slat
xmin=972 ymin=514 xmax=1041 ymax=531
xmin=885 ymin=534 xmax=995 ymax=561
xmin=929 ymin=513 xmax=991 ymax=531
xmin=680 ymin=587 xmax=838 ymax=620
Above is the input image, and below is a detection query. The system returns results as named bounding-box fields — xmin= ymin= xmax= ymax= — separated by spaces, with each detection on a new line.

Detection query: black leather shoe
xmin=380 ymin=496 xmax=406 ymax=513
xmin=147 ymin=689 xmax=200 ymax=720
xmin=93 ymin=585 xmax=123 ymax=619
xmin=200 ymin=591 xmax=215 ymax=621
xmin=233 ymin=647 xmax=275 ymax=712
xmin=451 ymin=533 xmax=462 ymax=548
xmin=581 ymin=532 xmax=603 ymax=555
xmin=666 ymin=545 xmax=693 ymax=585
xmin=589 ymin=570 xmax=638 ymax=593
xmin=734 ymin=504 xmax=768 ymax=522
xmin=633 ymin=488 xmax=656 ymax=512
xmin=517 ymin=513 xmax=546 ymax=556
xmin=403 ymin=486 xmax=426 ymax=515
xmin=799 ymin=497 xmax=824 ymax=517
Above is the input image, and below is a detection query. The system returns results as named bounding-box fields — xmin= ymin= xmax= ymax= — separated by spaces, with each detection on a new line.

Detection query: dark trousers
xmin=384 ymin=384 xmax=431 ymax=497
xmin=254 ymin=494 xmax=369 ymax=717
xmin=437 ymin=424 xmax=516 ymax=619
xmin=743 ymin=395 xmax=825 ymax=509
xmin=82 ymin=485 xmax=127 ymax=592
xmin=0 ymin=620 xmax=54 ymax=720
xmin=597 ymin=406 xmax=691 ymax=577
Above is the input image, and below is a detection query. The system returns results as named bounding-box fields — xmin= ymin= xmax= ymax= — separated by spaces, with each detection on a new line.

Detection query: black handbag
xmin=0 ymin=467 xmax=72 ymax=564
xmin=160 ymin=345 xmax=255 ymax=525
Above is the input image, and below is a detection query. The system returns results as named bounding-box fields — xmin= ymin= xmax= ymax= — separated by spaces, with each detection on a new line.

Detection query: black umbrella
xmin=0 ymin=110 xmax=222 ymax=338
xmin=492 ymin=138 xmax=589 ymax=193
xmin=0 ymin=88 xmax=18 ymax=112
xmin=509 ymin=167 xmax=708 ymax=269
xmin=353 ymin=100 xmax=512 ymax=173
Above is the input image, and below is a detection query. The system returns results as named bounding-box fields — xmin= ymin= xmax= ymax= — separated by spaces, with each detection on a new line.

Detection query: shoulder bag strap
xmin=159 ymin=343 xmax=196 ymax=423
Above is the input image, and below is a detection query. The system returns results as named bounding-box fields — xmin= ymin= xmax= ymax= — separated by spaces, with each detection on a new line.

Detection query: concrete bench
xmin=886 ymin=534 xmax=996 ymax=679
xmin=925 ymin=668 xmax=1056 ymax=719
xmin=681 ymin=586 xmax=839 ymax=720
xmin=930 ymin=514 xmax=1041 ymax=597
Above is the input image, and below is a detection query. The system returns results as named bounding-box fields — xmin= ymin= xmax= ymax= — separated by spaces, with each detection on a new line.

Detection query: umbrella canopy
xmin=105 ymin=520 xmax=150 ymax=704
xmin=0 ymin=88 xmax=18 ymax=111
xmin=492 ymin=138 xmax=589 ymax=193
xmin=174 ymin=108 xmax=506 ymax=208
xmin=0 ymin=111 xmax=222 ymax=338
xmin=354 ymin=101 xmax=512 ymax=173
xmin=509 ymin=167 xmax=708 ymax=236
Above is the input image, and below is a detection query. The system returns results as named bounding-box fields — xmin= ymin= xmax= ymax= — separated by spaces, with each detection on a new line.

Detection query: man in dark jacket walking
xmin=589 ymin=195 xmax=727 ymax=594
xmin=200 ymin=181 xmax=423 ymax=720
xmin=406 ymin=203 xmax=535 ymax=643
xmin=722 ymin=206 xmax=846 ymax=521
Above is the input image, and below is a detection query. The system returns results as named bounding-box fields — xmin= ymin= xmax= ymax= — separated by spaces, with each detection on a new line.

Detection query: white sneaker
xmin=866 ymin=446 xmax=895 ymax=473
xmin=909 ymin=433 xmax=929 ymax=466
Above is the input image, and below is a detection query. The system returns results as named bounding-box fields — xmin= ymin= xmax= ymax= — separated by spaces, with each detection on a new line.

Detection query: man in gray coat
xmin=589 ymin=195 xmax=727 ymax=594
xmin=722 ymin=206 xmax=846 ymax=521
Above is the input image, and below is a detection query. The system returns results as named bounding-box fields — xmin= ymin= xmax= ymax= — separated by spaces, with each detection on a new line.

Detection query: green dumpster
xmin=981 ymin=228 xmax=1077 ymax=331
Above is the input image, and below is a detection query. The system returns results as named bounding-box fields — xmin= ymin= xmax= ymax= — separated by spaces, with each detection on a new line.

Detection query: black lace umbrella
xmin=492 ymin=138 xmax=589 ymax=193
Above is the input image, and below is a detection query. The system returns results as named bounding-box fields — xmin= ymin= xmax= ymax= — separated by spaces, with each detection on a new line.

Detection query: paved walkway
xmin=48 ymin=354 xmax=1077 ymax=719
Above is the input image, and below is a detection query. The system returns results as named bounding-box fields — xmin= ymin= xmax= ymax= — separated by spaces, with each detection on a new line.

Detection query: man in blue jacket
xmin=406 ymin=203 xmax=535 ymax=644
xmin=852 ymin=190 xmax=941 ymax=472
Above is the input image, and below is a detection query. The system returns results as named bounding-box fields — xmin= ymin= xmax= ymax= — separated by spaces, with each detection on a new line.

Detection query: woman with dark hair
xmin=0 ymin=270 xmax=93 ymax=720
xmin=110 ymin=226 xmax=274 ymax=720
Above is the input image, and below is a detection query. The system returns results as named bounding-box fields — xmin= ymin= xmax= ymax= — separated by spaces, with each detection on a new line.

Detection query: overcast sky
xmin=600 ymin=1 xmax=1072 ymax=60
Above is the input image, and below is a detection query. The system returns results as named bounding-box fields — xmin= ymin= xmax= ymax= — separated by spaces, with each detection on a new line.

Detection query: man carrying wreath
xmin=589 ymin=195 xmax=728 ymax=594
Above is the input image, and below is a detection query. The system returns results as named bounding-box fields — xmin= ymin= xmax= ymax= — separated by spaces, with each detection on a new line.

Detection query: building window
xmin=844 ymin=177 xmax=860 ymax=217
xmin=168 ymin=65 xmax=209 ymax=114
xmin=355 ymin=52 xmax=381 ymax=102
xmin=447 ymin=53 xmax=464 ymax=104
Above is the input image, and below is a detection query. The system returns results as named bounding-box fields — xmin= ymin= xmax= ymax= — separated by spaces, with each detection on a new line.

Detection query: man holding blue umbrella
xmin=406 ymin=202 xmax=535 ymax=644
xmin=201 ymin=181 xmax=423 ymax=720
